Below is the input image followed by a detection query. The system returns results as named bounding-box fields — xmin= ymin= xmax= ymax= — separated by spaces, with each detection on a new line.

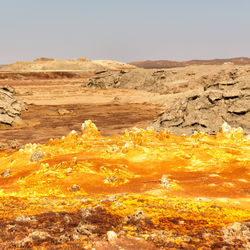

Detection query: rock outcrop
xmin=0 ymin=85 xmax=26 ymax=126
xmin=85 ymin=66 xmax=250 ymax=95
xmin=86 ymin=67 xmax=250 ymax=135
xmin=85 ymin=68 xmax=187 ymax=94
xmin=150 ymin=77 xmax=250 ymax=135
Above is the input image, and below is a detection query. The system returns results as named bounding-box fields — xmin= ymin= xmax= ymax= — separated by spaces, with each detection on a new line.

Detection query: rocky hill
xmin=130 ymin=57 xmax=250 ymax=69
xmin=1 ymin=57 xmax=136 ymax=72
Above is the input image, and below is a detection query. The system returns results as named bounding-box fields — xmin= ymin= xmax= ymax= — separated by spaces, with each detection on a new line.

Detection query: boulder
xmin=0 ymin=85 xmax=26 ymax=126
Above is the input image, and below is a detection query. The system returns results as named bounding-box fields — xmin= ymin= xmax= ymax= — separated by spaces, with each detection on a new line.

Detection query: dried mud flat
xmin=0 ymin=102 xmax=162 ymax=146
xmin=0 ymin=63 xmax=249 ymax=249
xmin=0 ymin=77 xmax=163 ymax=148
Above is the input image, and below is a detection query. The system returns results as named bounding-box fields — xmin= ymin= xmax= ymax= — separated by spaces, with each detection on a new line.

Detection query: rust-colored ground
xmin=0 ymin=103 xmax=162 ymax=146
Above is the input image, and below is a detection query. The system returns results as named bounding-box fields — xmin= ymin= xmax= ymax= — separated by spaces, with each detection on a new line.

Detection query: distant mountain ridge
xmin=129 ymin=57 xmax=250 ymax=69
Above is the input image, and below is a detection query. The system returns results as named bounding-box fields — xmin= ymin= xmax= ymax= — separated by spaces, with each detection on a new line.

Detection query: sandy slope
xmin=1 ymin=57 xmax=136 ymax=72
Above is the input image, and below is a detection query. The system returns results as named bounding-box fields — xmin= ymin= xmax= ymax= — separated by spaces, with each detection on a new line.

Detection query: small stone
xmin=208 ymin=183 xmax=216 ymax=187
xmin=104 ymin=176 xmax=117 ymax=184
xmin=124 ymin=215 xmax=132 ymax=223
xmin=160 ymin=175 xmax=171 ymax=189
xmin=66 ymin=168 xmax=72 ymax=173
xmin=79 ymin=207 xmax=93 ymax=218
xmin=72 ymin=185 xmax=80 ymax=192
xmin=107 ymin=231 xmax=117 ymax=243
xmin=0 ymin=142 xmax=8 ymax=150
xmin=107 ymin=195 xmax=117 ymax=202
xmin=15 ymin=215 xmax=36 ymax=222
xmin=72 ymin=233 xmax=80 ymax=240
xmin=113 ymin=96 xmax=120 ymax=102
xmin=223 ymin=90 xmax=241 ymax=99
xmin=114 ymin=202 xmax=123 ymax=208
xmin=133 ymin=209 xmax=146 ymax=221
xmin=29 ymin=230 xmax=51 ymax=240
xmin=1 ymin=169 xmax=11 ymax=177
xmin=30 ymin=150 xmax=44 ymax=162
xmin=209 ymin=174 xmax=220 ymax=177
xmin=2 ymin=85 xmax=15 ymax=94
xmin=57 ymin=108 xmax=70 ymax=115
xmin=72 ymin=157 xmax=78 ymax=164
xmin=76 ymin=224 xmax=96 ymax=235
xmin=208 ymin=91 xmax=222 ymax=102
xmin=194 ymin=197 xmax=211 ymax=202
xmin=10 ymin=139 xmax=20 ymax=149
xmin=101 ymin=195 xmax=117 ymax=203
xmin=230 ymin=222 xmax=242 ymax=232
xmin=81 ymin=199 xmax=88 ymax=203
xmin=94 ymin=204 xmax=104 ymax=211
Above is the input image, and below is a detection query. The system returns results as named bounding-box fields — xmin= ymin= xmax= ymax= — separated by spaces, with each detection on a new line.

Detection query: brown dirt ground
xmin=0 ymin=78 xmax=163 ymax=146
xmin=0 ymin=103 xmax=162 ymax=146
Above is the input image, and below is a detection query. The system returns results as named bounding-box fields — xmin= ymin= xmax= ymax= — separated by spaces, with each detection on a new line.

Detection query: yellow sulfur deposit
xmin=0 ymin=120 xmax=249 ymax=248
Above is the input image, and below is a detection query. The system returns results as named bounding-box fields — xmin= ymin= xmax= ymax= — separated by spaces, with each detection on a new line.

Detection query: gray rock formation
xmin=151 ymin=78 xmax=250 ymax=135
xmin=86 ymin=67 xmax=250 ymax=135
xmin=0 ymin=85 xmax=26 ymax=126
xmin=85 ymin=69 xmax=191 ymax=94
xmin=85 ymin=67 xmax=250 ymax=95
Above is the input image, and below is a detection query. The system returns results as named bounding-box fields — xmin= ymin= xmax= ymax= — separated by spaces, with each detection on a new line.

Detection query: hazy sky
xmin=0 ymin=0 xmax=250 ymax=64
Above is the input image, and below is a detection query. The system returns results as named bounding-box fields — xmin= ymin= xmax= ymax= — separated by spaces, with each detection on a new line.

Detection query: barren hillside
xmin=130 ymin=57 xmax=250 ymax=69
xmin=1 ymin=57 xmax=136 ymax=72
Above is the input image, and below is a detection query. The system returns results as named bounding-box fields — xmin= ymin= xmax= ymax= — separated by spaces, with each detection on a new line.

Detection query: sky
xmin=0 ymin=0 xmax=250 ymax=64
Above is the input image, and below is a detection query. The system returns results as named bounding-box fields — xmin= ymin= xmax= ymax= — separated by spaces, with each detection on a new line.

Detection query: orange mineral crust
xmin=0 ymin=121 xmax=249 ymax=249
